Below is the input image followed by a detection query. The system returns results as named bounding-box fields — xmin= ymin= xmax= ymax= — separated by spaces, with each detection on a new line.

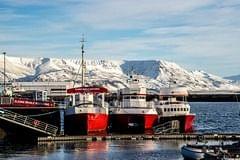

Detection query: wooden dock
xmin=38 ymin=133 xmax=240 ymax=143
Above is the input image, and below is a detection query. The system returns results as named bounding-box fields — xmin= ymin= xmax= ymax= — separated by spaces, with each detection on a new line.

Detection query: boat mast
xmin=2 ymin=52 xmax=6 ymax=95
xmin=80 ymin=36 xmax=86 ymax=87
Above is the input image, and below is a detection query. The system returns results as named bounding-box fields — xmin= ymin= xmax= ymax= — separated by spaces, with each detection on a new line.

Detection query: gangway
xmin=0 ymin=107 xmax=58 ymax=136
xmin=153 ymin=120 xmax=180 ymax=134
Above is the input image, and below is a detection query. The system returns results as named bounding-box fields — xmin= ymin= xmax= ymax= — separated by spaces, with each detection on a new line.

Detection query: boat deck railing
xmin=0 ymin=96 xmax=11 ymax=104
xmin=119 ymin=101 xmax=155 ymax=108
xmin=0 ymin=107 xmax=58 ymax=136
xmin=153 ymin=120 xmax=180 ymax=134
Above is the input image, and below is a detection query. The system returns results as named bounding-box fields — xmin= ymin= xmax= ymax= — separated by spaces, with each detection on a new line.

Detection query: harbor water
xmin=0 ymin=102 xmax=240 ymax=160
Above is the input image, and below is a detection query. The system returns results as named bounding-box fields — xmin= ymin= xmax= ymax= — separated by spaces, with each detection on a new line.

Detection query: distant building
xmin=12 ymin=81 xmax=75 ymax=98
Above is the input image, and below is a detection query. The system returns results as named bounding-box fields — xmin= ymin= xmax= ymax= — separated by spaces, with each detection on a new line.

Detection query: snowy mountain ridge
xmin=0 ymin=55 xmax=239 ymax=91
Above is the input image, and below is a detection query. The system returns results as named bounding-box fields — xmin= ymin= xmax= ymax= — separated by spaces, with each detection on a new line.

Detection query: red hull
xmin=65 ymin=113 xmax=108 ymax=135
xmin=110 ymin=114 xmax=158 ymax=133
xmin=184 ymin=114 xmax=195 ymax=132
xmin=158 ymin=114 xmax=195 ymax=133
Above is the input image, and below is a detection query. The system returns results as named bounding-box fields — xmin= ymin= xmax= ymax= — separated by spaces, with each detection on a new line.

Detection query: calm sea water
xmin=0 ymin=102 xmax=239 ymax=160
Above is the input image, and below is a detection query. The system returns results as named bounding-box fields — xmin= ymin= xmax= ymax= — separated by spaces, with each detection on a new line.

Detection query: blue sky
xmin=0 ymin=0 xmax=240 ymax=76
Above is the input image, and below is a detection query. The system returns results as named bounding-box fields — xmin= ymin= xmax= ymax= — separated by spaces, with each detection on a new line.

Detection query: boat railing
xmin=72 ymin=100 xmax=108 ymax=108
xmin=120 ymin=101 xmax=154 ymax=108
xmin=157 ymin=100 xmax=187 ymax=105
xmin=0 ymin=96 xmax=12 ymax=104
xmin=0 ymin=107 xmax=58 ymax=136
xmin=153 ymin=120 xmax=180 ymax=134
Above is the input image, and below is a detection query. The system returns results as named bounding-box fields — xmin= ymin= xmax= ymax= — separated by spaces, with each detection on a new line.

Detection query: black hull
xmin=0 ymin=119 xmax=47 ymax=143
xmin=0 ymin=108 xmax=61 ymax=141
xmin=5 ymin=108 xmax=61 ymax=128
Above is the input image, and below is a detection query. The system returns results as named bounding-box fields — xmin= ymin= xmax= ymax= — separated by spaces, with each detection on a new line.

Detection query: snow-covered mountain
xmin=0 ymin=55 xmax=239 ymax=91
xmin=225 ymin=75 xmax=240 ymax=81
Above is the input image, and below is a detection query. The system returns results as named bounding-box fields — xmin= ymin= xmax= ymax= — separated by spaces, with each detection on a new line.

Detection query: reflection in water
xmin=35 ymin=140 xmax=185 ymax=160
xmin=37 ymin=141 xmax=109 ymax=160
xmin=0 ymin=140 xmax=186 ymax=160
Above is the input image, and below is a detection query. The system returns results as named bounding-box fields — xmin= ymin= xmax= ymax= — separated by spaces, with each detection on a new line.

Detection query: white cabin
xmin=114 ymin=74 xmax=154 ymax=109
xmin=155 ymin=87 xmax=191 ymax=116
xmin=68 ymin=87 xmax=107 ymax=108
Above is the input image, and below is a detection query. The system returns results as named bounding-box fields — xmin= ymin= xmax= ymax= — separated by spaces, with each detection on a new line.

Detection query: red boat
xmin=154 ymin=87 xmax=195 ymax=133
xmin=64 ymin=38 xmax=109 ymax=135
xmin=65 ymin=86 xmax=109 ymax=135
xmin=109 ymin=74 xmax=158 ymax=133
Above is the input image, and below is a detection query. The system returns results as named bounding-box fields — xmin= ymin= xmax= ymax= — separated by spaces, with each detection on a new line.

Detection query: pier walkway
xmin=38 ymin=133 xmax=240 ymax=143
xmin=0 ymin=107 xmax=58 ymax=136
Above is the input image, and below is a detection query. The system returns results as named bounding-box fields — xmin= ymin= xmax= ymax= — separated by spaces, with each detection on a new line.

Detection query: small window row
xmin=163 ymin=108 xmax=189 ymax=112
xmin=123 ymin=96 xmax=145 ymax=99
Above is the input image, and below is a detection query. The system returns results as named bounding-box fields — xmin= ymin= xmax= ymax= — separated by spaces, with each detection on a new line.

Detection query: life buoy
xmin=33 ymin=120 xmax=40 ymax=126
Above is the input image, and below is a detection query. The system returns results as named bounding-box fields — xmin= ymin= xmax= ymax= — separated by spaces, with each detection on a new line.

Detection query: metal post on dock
xmin=2 ymin=52 xmax=6 ymax=95
xmin=59 ymin=104 xmax=65 ymax=136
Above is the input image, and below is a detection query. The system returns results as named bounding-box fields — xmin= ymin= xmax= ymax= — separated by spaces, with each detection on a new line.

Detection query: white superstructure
xmin=155 ymin=87 xmax=192 ymax=117
xmin=110 ymin=74 xmax=157 ymax=114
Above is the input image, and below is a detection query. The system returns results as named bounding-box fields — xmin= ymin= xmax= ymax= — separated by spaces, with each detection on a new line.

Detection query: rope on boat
xmin=28 ymin=110 xmax=59 ymax=117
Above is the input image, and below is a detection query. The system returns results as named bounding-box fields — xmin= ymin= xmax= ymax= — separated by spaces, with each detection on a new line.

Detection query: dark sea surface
xmin=191 ymin=102 xmax=240 ymax=133
xmin=0 ymin=102 xmax=239 ymax=160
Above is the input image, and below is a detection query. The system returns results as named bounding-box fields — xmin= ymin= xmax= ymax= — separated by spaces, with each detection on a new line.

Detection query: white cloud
xmin=0 ymin=0 xmax=240 ymax=76
xmin=70 ymin=0 xmax=216 ymax=29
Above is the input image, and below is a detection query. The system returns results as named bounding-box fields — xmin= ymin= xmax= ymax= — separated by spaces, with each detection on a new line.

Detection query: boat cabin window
xmin=123 ymin=95 xmax=145 ymax=99
xmin=133 ymin=79 xmax=139 ymax=82
xmin=174 ymin=108 xmax=176 ymax=111
xmin=124 ymin=96 xmax=130 ymax=99
xmin=164 ymin=108 xmax=166 ymax=112
xmin=167 ymin=108 xmax=170 ymax=112
xmin=171 ymin=108 xmax=173 ymax=112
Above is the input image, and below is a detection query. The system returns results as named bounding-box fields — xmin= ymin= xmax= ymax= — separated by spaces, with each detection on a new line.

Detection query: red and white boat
xmin=109 ymin=75 xmax=158 ymax=133
xmin=65 ymin=86 xmax=109 ymax=135
xmin=154 ymin=87 xmax=195 ymax=133
xmin=64 ymin=38 xmax=109 ymax=135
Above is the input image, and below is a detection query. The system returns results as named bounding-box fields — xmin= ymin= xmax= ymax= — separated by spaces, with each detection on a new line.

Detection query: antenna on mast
xmin=80 ymin=34 xmax=86 ymax=87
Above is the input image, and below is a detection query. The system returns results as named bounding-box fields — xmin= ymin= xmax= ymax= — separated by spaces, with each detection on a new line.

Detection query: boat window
xmin=184 ymin=108 xmax=186 ymax=111
xmin=177 ymin=108 xmax=180 ymax=111
xmin=167 ymin=108 xmax=170 ymax=112
xmin=174 ymin=108 xmax=176 ymax=111
xmin=130 ymin=96 xmax=137 ymax=99
xmin=171 ymin=108 xmax=173 ymax=112
xmin=181 ymin=108 xmax=183 ymax=111
xmin=164 ymin=108 xmax=166 ymax=112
